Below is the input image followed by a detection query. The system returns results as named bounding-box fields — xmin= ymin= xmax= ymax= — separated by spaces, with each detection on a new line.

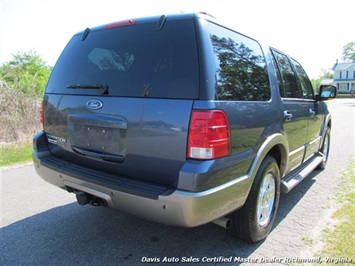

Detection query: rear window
xmin=46 ymin=19 xmax=199 ymax=99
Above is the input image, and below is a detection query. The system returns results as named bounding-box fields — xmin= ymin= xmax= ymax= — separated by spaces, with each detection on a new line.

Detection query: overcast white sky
xmin=1 ymin=0 xmax=354 ymax=78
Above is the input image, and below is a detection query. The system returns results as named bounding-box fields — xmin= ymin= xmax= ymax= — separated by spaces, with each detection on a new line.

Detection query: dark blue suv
xmin=33 ymin=13 xmax=336 ymax=243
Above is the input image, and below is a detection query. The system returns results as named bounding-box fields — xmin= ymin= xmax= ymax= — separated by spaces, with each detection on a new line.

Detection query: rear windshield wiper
xmin=66 ymin=84 xmax=109 ymax=95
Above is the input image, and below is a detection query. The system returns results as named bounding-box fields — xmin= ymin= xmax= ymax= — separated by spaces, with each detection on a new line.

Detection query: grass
xmin=317 ymin=159 xmax=355 ymax=264
xmin=336 ymin=93 xmax=354 ymax=98
xmin=0 ymin=141 xmax=33 ymax=167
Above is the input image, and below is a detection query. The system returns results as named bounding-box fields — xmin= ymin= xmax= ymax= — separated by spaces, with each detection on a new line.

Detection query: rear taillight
xmin=188 ymin=110 xmax=230 ymax=159
xmin=40 ymin=99 xmax=45 ymax=130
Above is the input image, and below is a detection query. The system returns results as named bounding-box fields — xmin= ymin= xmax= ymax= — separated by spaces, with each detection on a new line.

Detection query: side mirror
xmin=317 ymin=85 xmax=337 ymax=101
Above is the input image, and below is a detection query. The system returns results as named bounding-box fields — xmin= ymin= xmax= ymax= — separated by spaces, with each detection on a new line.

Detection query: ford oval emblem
xmin=86 ymin=99 xmax=103 ymax=110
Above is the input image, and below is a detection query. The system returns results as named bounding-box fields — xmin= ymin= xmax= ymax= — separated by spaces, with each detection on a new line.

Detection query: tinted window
xmin=271 ymin=53 xmax=284 ymax=97
xmin=46 ymin=19 xmax=199 ymax=99
xmin=271 ymin=50 xmax=300 ymax=98
xmin=207 ymin=22 xmax=270 ymax=101
xmin=291 ymin=58 xmax=314 ymax=99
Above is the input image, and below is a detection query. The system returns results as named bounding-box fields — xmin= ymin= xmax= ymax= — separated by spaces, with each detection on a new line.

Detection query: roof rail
xmin=156 ymin=14 xmax=167 ymax=31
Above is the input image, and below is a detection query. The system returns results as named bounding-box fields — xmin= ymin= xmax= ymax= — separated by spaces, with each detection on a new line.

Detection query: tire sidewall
xmin=318 ymin=127 xmax=331 ymax=170
xmin=249 ymin=157 xmax=281 ymax=242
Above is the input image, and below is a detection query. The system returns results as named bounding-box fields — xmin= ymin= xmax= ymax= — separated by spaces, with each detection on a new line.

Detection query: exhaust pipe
xmin=212 ymin=217 xmax=231 ymax=229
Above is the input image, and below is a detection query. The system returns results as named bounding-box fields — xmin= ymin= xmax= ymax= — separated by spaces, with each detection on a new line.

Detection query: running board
xmin=281 ymin=153 xmax=324 ymax=193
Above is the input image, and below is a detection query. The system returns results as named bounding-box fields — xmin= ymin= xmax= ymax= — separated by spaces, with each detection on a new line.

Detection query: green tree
xmin=311 ymin=78 xmax=320 ymax=92
xmin=342 ymin=42 xmax=355 ymax=62
xmin=311 ymin=68 xmax=334 ymax=93
xmin=0 ymin=50 xmax=52 ymax=97
xmin=319 ymin=68 xmax=334 ymax=79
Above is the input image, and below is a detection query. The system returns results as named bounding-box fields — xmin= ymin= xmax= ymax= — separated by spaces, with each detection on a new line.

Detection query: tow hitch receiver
xmin=75 ymin=192 xmax=102 ymax=206
xmin=76 ymin=193 xmax=89 ymax=205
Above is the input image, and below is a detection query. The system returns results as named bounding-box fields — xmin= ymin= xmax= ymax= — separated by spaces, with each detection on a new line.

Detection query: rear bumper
xmin=33 ymin=131 xmax=249 ymax=227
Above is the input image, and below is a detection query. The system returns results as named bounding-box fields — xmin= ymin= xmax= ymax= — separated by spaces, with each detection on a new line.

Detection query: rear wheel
xmin=230 ymin=156 xmax=280 ymax=243
xmin=317 ymin=127 xmax=331 ymax=170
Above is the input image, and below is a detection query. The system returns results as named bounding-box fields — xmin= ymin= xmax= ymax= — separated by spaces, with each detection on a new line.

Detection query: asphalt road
xmin=1 ymin=99 xmax=354 ymax=265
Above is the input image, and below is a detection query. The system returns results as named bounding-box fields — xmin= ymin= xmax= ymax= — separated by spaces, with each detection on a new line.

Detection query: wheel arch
xmin=321 ymin=113 xmax=332 ymax=138
xmin=248 ymin=134 xmax=289 ymax=186
xmin=267 ymin=144 xmax=288 ymax=177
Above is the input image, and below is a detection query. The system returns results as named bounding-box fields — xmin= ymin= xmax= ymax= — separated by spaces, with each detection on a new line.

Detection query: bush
xmin=0 ymin=80 xmax=42 ymax=143
xmin=0 ymin=50 xmax=51 ymax=144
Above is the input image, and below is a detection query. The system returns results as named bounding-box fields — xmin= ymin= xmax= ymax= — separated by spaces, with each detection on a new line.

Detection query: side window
xmin=271 ymin=49 xmax=300 ymax=98
xmin=207 ymin=22 xmax=271 ymax=101
xmin=291 ymin=58 xmax=314 ymax=99
xmin=271 ymin=52 xmax=285 ymax=97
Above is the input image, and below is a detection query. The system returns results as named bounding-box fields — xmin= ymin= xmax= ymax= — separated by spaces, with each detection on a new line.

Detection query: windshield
xmin=46 ymin=19 xmax=199 ymax=99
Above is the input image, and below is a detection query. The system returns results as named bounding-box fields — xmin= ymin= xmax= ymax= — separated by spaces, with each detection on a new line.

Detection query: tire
xmin=230 ymin=156 xmax=280 ymax=243
xmin=317 ymin=127 xmax=331 ymax=170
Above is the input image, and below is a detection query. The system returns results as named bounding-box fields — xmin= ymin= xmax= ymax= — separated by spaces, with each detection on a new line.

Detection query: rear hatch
xmin=43 ymin=15 xmax=199 ymax=188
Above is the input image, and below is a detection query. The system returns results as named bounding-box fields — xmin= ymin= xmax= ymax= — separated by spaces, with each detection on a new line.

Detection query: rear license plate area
xmin=67 ymin=113 xmax=127 ymax=156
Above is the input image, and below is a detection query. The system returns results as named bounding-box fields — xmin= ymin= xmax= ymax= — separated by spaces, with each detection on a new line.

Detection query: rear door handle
xmin=283 ymin=110 xmax=293 ymax=122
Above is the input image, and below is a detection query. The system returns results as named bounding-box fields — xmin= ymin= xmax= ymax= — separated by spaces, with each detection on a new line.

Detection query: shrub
xmin=0 ymin=80 xmax=42 ymax=143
